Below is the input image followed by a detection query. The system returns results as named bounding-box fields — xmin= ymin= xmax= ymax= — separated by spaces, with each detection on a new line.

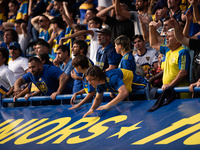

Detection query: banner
xmin=0 ymin=98 xmax=200 ymax=150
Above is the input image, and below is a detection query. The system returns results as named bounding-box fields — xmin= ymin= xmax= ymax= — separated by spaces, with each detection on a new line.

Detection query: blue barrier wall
xmin=0 ymin=98 xmax=200 ymax=150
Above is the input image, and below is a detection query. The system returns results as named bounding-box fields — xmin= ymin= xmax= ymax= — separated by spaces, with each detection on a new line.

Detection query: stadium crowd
xmin=1 ymin=0 xmax=200 ymax=115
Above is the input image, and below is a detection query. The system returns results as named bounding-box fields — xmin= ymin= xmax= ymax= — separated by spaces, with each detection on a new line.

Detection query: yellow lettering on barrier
xmin=0 ymin=119 xmax=48 ymax=144
xmin=132 ymin=113 xmax=200 ymax=145
xmin=184 ymin=131 xmax=200 ymax=145
xmin=67 ymin=115 xmax=127 ymax=144
xmin=14 ymin=117 xmax=71 ymax=145
xmin=0 ymin=119 xmax=24 ymax=141
xmin=108 ymin=121 xmax=142 ymax=139
xmin=0 ymin=119 xmax=14 ymax=128
xmin=156 ymin=123 xmax=200 ymax=144
xmin=37 ymin=117 xmax=100 ymax=144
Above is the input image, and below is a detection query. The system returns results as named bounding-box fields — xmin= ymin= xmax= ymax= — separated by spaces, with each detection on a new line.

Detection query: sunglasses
xmin=9 ymin=47 xmax=18 ymax=50
xmin=38 ymin=20 xmax=45 ymax=23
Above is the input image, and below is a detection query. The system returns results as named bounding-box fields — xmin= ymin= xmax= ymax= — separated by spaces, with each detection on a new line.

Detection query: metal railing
xmin=1 ymin=87 xmax=200 ymax=107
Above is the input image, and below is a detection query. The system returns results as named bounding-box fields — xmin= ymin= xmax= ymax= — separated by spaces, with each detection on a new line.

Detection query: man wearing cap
xmin=8 ymin=41 xmax=29 ymax=80
xmin=96 ymin=28 xmax=121 ymax=71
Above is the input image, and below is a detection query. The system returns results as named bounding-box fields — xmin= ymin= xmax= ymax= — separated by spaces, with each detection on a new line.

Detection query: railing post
xmin=0 ymin=93 xmax=2 ymax=108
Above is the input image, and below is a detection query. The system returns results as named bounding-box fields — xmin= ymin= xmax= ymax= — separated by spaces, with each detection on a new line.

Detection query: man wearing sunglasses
xmin=31 ymin=15 xmax=51 ymax=42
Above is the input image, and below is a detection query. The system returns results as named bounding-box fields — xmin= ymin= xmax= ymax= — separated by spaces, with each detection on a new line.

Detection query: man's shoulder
xmin=0 ymin=65 xmax=11 ymax=74
xmin=105 ymin=43 xmax=115 ymax=51
xmin=146 ymin=48 xmax=158 ymax=52
xmin=17 ymin=56 xmax=28 ymax=61
xmin=177 ymin=46 xmax=190 ymax=55
xmin=43 ymin=64 xmax=57 ymax=70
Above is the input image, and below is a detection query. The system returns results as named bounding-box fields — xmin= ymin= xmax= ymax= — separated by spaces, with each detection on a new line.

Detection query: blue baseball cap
xmin=9 ymin=42 xmax=21 ymax=50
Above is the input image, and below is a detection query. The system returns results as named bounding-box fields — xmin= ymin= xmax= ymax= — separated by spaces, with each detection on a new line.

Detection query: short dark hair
xmin=72 ymin=55 xmax=89 ymax=69
xmin=89 ymin=17 xmax=103 ymax=29
xmin=0 ymin=48 xmax=9 ymax=65
xmin=28 ymin=57 xmax=42 ymax=64
xmin=132 ymin=34 xmax=144 ymax=42
xmin=74 ymin=24 xmax=87 ymax=38
xmin=51 ymin=17 xmax=65 ymax=29
xmin=57 ymin=45 xmax=70 ymax=56
xmin=5 ymin=29 xmax=18 ymax=42
xmin=87 ymin=8 xmax=98 ymax=15
xmin=38 ymin=53 xmax=52 ymax=65
xmin=84 ymin=66 xmax=106 ymax=81
xmin=36 ymin=39 xmax=50 ymax=49
xmin=73 ymin=40 xmax=88 ymax=56
xmin=74 ymin=24 xmax=87 ymax=31
xmin=9 ymin=0 xmax=19 ymax=7
xmin=54 ymin=0 xmax=64 ymax=2
xmin=39 ymin=15 xmax=50 ymax=21
xmin=14 ymin=19 xmax=26 ymax=24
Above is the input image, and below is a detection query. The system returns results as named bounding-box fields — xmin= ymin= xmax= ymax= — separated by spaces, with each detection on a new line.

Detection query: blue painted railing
xmin=1 ymin=87 xmax=200 ymax=107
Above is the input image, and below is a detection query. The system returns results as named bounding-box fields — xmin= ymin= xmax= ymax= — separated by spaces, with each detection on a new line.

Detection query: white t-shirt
xmin=18 ymin=34 xmax=30 ymax=55
xmin=98 ymin=0 xmax=112 ymax=7
xmin=8 ymin=56 xmax=29 ymax=79
xmin=0 ymin=64 xmax=16 ymax=90
xmin=89 ymin=28 xmax=100 ymax=65
xmin=134 ymin=48 xmax=159 ymax=72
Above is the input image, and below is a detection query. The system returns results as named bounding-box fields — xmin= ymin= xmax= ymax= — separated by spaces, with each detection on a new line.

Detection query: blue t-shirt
xmin=60 ymin=59 xmax=74 ymax=93
xmin=119 ymin=52 xmax=136 ymax=72
xmin=96 ymin=43 xmax=121 ymax=70
xmin=73 ymin=58 xmax=94 ymax=93
xmin=22 ymin=65 xmax=64 ymax=96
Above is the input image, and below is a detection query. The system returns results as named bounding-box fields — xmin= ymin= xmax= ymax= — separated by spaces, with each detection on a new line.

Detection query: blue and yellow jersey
xmin=0 ymin=85 xmax=8 ymax=95
xmin=0 ymin=12 xmax=6 ymax=35
xmin=96 ymin=43 xmax=121 ymax=70
xmin=51 ymin=30 xmax=65 ymax=58
xmin=73 ymin=58 xmax=94 ymax=94
xmin=160 ymin=45 xmax=190 ymax=87
xmin=97 ymin=68 xmax=147 ymax=94
xmin=64 ymin=26 xmax=74 ymax=57
xmin=85 ymin=34 xmax=91 ymax=46
xmin=16 ymin=0 xmax=28 ymax=20
xmin=30 ymin=83 xmax=39 ymax=93
xmin=184 ymin=5 xmax=200 ymax=36
xmin=7 ymin=14 xmax=16 ymax=23
xmin=0 ymin=12 xmax=7 ymax=25
xmin=83 ymin=78 xmax=95 ymax=93
xmin=79 ymin=2 xmax=94 ymax=19
xmin=119 ymin=52 xmax=136 ymax=72
xmin=39 ymin=28 xmax=52 ymax=42
xmin=85 ymin=24 xmax=91 ymax=46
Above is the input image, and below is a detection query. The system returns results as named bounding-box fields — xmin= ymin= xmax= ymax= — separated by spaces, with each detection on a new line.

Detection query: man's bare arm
xmin=169 ymin=18 xmax=190 ymax=48
xmin=14 ymin=77 xmax=26 ymax=92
